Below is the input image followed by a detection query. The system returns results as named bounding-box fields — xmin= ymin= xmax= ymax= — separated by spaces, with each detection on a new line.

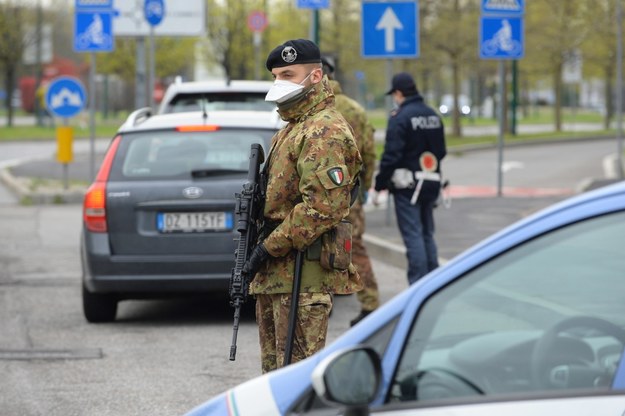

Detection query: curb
xmin=0 ymin=167 xmax=85 ymax=205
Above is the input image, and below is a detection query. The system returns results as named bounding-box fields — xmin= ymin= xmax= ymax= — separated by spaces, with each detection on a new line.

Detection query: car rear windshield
xmin=164 ymin=93 xmax=276 ymax=113
xmin=109 ymin=129 xmax=273 ymax=181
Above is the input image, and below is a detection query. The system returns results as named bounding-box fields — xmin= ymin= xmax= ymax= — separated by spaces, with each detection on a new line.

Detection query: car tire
xmin=82 ymin=284 xmax=118 ymax=323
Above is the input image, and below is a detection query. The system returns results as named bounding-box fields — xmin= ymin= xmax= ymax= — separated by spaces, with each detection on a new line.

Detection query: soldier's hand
xmin=242 ymin=244 xmax=270 ymax=277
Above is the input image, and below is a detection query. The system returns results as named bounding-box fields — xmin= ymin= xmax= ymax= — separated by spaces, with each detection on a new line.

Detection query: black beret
xmin=266 ymin=39 xmax=321 ymax=71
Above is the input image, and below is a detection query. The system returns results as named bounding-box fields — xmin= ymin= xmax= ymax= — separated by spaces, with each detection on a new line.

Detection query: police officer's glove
xmin=242 ymin=244 xmax=270 ymax=277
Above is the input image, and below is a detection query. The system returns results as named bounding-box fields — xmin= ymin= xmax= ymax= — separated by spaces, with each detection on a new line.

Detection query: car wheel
xmin=82 ymin=284 xmax=118 ymax=323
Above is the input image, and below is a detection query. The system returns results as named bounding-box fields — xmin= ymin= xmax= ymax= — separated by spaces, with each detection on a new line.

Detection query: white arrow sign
xmin=375 ymin=7 xmax=403 ymax=52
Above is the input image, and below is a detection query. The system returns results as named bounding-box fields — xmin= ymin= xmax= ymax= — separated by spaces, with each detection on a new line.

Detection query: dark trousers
xmin=393 ymin=192 xmax=439 ymax=284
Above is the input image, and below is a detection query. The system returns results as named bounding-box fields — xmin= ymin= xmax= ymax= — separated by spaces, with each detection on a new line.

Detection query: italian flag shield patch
xmin=327 ymin=167 xmax=344 ymax=186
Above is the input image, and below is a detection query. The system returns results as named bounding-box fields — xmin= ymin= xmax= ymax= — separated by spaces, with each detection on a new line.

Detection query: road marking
xmin=501 ymin=160 xmax=524 ymax=172
xmin=448 ymin=185 xmax=573 ymax=198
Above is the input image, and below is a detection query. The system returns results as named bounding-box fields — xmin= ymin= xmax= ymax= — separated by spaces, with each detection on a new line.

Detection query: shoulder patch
xmin=327 ymin=167 xmax=344 ymax=186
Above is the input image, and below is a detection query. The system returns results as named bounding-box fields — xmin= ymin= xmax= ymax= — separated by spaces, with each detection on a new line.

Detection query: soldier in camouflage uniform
xmin=242 ymin=39 xmax=363 ymax=373
xmin=321 ymin=56 xmax=380 ymax=327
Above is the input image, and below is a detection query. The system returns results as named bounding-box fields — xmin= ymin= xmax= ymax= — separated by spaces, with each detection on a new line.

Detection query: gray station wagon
xmin=80 ymin=108 xmax=282 ymax=322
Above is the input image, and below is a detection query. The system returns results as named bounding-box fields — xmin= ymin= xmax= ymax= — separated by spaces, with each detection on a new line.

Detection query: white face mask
xmin=265 ymin=71 xmax=315 ymax=103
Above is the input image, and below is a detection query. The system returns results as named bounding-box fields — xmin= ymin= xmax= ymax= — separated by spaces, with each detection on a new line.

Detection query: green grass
xmin=0 ymin=113 xmax=124 ymax=141
xmin=374 ymin=129 xmax=617 ymax=159
xmin=368 ymin=106 xmax=605 ymax=131
xmin=0 ymin=124 xmax=119 ymax=141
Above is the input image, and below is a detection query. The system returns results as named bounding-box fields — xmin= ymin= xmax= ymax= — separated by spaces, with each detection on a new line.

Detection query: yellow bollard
xmin=56 ymin=126 xmax=74 ymax=164
xmin=56 ymin=126 xmax=73 ymax=190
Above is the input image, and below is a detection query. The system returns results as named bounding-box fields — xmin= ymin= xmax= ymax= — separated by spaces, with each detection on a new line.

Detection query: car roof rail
xmin=126 ymin=107 xmax=152 ymax=126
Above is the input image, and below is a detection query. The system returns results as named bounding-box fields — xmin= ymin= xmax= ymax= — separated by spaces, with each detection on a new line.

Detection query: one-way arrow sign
xmin=362 ymin=1 xmax=419 ymax=58
xmin=376 ymin=7 xmax=403 ymax=52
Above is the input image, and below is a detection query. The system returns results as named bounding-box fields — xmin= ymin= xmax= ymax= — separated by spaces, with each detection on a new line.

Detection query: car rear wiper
xmin=192 ymin=169 xmax=247 ymax=178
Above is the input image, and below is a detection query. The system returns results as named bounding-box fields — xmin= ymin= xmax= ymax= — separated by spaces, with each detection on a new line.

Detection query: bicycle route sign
xmin=144 ymin=0 xmax=165 ymax=27
xmin=481 ymin=0 xmax=524 ymax=15
xmin=479 ymin=15 xmax=523 ymax=59
xmin=74 ymin=0 xmax=114 ymax=52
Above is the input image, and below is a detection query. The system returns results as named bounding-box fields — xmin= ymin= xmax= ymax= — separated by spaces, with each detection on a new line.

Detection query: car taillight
xmin=83 ymin=136 xmax=121 ymax=233
xmin=176 ymin=125 xmax=220 ymax=132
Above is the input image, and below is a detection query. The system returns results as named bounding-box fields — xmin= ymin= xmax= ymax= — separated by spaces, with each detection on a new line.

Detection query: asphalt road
xmin=0 ymin=203 xmax=414 ymax=416
xmin=0 ymin=134 xmax=622 ymax=415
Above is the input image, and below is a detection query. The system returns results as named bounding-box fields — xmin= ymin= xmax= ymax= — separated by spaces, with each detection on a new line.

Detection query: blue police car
xmin=186 ymin=180 xmax=625 ymax=415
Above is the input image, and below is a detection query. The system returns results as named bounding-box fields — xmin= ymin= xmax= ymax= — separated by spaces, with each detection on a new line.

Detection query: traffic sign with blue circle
xmin=45 ymin=77 xmax=87 ymax=118
xmin=145 ymin=0 xmax=165 ymax=27
xmin=361 ymin=1 xmax=419 ymax=59
xmin=74 ymin=10 xmax=113 ymax=52
xmin=482 ymin=0 xmax=524 ymax=15
xmin=479 ymin=16 xmax=524 ymax=59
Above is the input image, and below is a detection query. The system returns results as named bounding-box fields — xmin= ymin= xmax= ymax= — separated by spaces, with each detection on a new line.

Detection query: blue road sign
xmin=45 ymin=77 xmax=87 ymax=118
xmin=74 ymin=10 xmax=114 ymax=52
xmin=362 ymin=1 xmax=419 ymax=58
xmin=145 ymin=0 xmax=165 ymax=26
xmin=480 ymin=16 xmax=524 ymax=59
xmin=297 ymin=0 xmax=329 ymax=9
xmin=482 ymin=0 xmax=524 ymax=15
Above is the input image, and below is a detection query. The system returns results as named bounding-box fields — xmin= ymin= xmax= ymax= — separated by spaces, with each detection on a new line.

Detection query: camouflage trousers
xmin=349 ymin=202 xmax=380 ymax=312
xmin=256 ymin=292 xmax=332 ymax=374
xmin=353 ymin=235 xmax=379 ymax=311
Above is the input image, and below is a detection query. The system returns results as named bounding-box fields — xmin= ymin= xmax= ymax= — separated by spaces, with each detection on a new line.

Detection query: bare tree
xmin=524 ymin=0 xmax=591 ymax=132
xmin=420 ymin=0 xmax=479 ymax=137
xmin=0 ymin=1 xmax=35 ymax=127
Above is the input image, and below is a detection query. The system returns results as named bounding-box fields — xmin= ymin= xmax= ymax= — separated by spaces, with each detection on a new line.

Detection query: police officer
xmin=321 ymin=56 xmax=380 ymax=326
xmin=374 ymin=72 xmax=446 ymax=285
xmin=243 ymin=39 xmax=363 ymax=373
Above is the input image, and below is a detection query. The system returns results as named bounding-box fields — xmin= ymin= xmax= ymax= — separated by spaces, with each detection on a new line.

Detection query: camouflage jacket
xmin=329 ymin=80 xmax=376 ymax=194
xmin=330 ymin=80 xmax=376 ymax=237
xmin=249 ymin=76 xmax=363 ymax=295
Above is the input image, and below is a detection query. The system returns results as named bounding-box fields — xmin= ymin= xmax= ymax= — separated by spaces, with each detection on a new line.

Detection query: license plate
xmin=157 ymin=211 xmax=233 ymax=233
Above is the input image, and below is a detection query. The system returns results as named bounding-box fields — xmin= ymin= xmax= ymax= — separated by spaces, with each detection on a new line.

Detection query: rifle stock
xmin=229 ymin=143 xmax=265 ymax=361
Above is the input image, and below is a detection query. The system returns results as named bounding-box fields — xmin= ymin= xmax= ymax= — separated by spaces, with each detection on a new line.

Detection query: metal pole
xmin=35 ymin=0 xmax=43 ymax=126
xmin=511 ymin=60 xmax=518 ymax=135
xmin=497 ymin=60 xmax=505 ymax=197
xmin=617 ymin=0 xmax=624 ymax=179
xmin=89 ymin=52 xmax=96 ymax=182
xmin=149 ymin=27 xmax=155 ymax=110
xmin=309 ymin=10 xmax=319 ymax=44
xmin=63 ymin=118 xmax=69 ymax=190
xmin=135 ymin=37 xmax=147 ymax=109
xmin=254 ymin=32 xmax=261 ymax=80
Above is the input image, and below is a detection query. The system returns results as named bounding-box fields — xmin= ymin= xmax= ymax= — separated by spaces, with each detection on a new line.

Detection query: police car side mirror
xmin=311 ymin=345 xmax=382 ymax=416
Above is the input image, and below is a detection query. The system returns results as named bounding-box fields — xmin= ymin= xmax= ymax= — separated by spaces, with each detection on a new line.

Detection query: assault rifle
xmin=229 ymin=143 xmax=265 ymax=361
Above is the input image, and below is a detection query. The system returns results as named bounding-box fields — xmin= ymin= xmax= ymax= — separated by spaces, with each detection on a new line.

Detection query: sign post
xmin=247 ymin=11 xmax=268 ymax=80
xmin=45 ymin=76 xmax=87 ymax=190
xmin=145 ymin=0 xmax=165 ymax=110
xmin=362 ymin=1 xmax=419 ymax=114
xmin=361 ymin=1 xmax=418 ymax=224
xmin=297 ymin=0 xmax=329 ymax=44
xmin=479 ymin=0 xmax=525 ymax=197
xmin=75 ymin=0 xmax=114 ymax=181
